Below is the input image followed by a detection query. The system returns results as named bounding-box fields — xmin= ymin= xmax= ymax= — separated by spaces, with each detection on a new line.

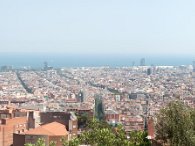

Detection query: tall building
xmin=193 ymin=61 xmax=195 ymax=72
xmin=140 ymin=58 xmax=146 ymax=66
xmin=44 ymin=62 xmax=48 ymax=70
xmin=147 ymin=68 xmax=152 ymax=75
xmin=192 ymin=61 xmax=195 ymax=78
xmin=1 ymin=66 xmax=12 ymax=72
xmin=44 ymin=62 xmax=53 ymax=71
xmin=151 ymin=65 xmax=156 ymax=75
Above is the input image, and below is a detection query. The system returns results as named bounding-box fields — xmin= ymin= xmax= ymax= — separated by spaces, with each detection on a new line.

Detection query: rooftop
xmin=25 ymin=121 xmax=68 ymax=136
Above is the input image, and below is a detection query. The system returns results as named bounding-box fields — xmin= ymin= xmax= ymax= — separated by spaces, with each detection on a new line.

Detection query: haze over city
xmin=1 ymin=1 xmax=195 ymax=146
xmin=1 ymin=0 xmax=195 ymax=58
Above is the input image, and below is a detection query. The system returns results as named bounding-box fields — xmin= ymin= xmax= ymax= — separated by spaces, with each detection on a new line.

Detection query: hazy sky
xmin=0 ymin=0 xmax=195 ymax=56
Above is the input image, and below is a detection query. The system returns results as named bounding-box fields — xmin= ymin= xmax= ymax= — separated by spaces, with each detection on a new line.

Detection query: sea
xmin=0 ymin=53 xmax=194 ymax=69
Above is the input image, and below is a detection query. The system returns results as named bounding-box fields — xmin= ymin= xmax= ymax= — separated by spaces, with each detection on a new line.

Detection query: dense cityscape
xmin=0 ymin=59 xmax=195 ymax=146
xmin=1 ymin=1 xmax=195 ymax=145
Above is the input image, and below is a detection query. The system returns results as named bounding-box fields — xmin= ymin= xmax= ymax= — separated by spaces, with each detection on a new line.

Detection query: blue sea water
xmin=0 ymin=53 xmax=194 ymax=68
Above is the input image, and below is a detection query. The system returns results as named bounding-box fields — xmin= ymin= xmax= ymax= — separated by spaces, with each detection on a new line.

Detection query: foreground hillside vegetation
xmin=25 ymin=119 xmax=151 ymax=146
xmin=155 ymin=101 xmax=195 ymax=146
xmin=25 ymin=101 xmax=195 ymax=146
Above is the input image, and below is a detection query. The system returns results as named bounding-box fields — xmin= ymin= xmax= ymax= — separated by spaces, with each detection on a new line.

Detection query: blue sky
xmin=0 ymin=0 xmax=195 ymax=56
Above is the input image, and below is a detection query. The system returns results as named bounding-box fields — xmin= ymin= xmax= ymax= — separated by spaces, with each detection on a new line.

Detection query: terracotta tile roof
xmin=25 ymin=122 xmax=68 ymax=136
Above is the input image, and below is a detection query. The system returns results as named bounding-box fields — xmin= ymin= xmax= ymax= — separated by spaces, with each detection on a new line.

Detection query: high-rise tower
xmin=147 ymin=68 xmax=152 ymax=75
xmin=44 ymin=62 xmax=48 ymax=71
xmin=193 ymin=61 xmax=195 ymax=72
xmin=140 ymin=58 xmax=145 ymax=66
xmin=192 ymin=61 xmax=195 ymax=78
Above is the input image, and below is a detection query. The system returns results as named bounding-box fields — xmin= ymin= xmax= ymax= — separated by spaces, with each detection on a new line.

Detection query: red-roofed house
xmin=13 ymin=122 xmax=69 ymax=146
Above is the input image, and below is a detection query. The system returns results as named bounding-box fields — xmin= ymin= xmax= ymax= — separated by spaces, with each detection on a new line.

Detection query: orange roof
xmin=25 ymin=122 xmax=68 ymax=136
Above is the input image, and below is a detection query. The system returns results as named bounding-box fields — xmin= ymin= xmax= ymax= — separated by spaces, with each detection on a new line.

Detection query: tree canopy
xmin=155 ymin=101 xmax=195 ymax=146
xmin=25 ymin=119 xmax=151 ymax=146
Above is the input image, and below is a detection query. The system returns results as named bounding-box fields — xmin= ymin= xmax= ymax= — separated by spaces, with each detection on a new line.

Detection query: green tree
xmin=129 ymin=131 xmax=151 ymax=146
xmin=25 ymin=144 xmax=34 ymax=146
xmin=95 ymin=96 xmax=105 ymax=121
xmin=61 ymin=138 xmax=80 ymax=146
xmin=114 ymin=125 xmax=131 ymax=146
xmin=96 ymin=128 xmax=116 ymax=146
xmin=76 ymin=112 xmax=89 ymax=128
xmin=49 ymin=141 xmax=56 ymax=146
xmin=79 ymin=120 xmax=150 ymax=146
xmin=25 ymin=138 xmax=45 ymax=146
xmin=86 ymin=118 xmax=111 ymax=130
xmin=155 ymin=101 xmax=195 ymax=146
xmin=25 ymin=119 xmax=151 ymax=146
xmin=78 ymin=119 xmax=114 ymax=145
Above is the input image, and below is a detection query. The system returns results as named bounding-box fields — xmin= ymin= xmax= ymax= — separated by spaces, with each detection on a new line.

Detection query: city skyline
xmin=1 ymin=1 xmax=195 ymax=146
